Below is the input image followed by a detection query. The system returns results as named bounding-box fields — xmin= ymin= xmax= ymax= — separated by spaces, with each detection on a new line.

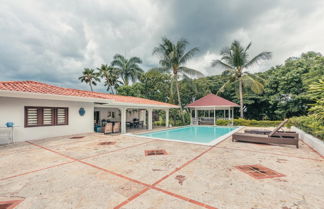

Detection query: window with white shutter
xmin=56 ymin=108 xmax=68 ymax=125
xmin=25 ymin=107 xmax=68 ymax=127
xmin=26 ymin=108 xmax=39 ymax=126
xmin=43 ymin=108 xmax=53 ymax=125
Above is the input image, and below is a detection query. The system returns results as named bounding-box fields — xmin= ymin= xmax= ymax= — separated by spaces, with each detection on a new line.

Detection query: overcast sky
xmin=1 ymin=0 xmax=324 ymax=90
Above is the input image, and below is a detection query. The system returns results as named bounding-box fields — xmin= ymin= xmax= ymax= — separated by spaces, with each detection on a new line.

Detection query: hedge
xmin=216 ymin=118 xmax=282 ymax=127
xmin=287 ymin=116 xmax=324 ymax=140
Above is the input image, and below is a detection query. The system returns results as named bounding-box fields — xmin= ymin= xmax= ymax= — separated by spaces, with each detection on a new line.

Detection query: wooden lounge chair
xmin=113 ymin=122 xmax=121 ymax=133
xmin=232 ymin=119 xmax=299 ymax=148
xmin=104 ymin=123 xmax=113 ymax=134
xmin=244 ymin=119 xmax=296 ymax=137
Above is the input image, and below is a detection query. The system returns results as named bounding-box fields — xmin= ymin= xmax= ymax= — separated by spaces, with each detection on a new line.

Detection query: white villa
xmin=0 ymin=81 xmax=178 ymax=142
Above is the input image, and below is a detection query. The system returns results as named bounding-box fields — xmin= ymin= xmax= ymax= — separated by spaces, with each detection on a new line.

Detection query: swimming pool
xmin=134 ymin=126 xmax=241 ymax=146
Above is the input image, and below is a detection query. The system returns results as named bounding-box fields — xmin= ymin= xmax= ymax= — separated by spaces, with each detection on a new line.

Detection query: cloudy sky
xmin=1 ymin=0 xmax=324 ymax=90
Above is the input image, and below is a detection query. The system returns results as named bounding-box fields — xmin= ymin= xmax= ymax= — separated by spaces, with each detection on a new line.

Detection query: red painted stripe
xmin=153 ymin=186 xmax=218 ymax=209
xmin=27 ymin=140 xmax=220 ymax=209
xmin=112 ymin=144 xmax=219 ymax=209
xmin=113 ymin=187 xmax=150 ymax=209
xmin=152 ymin=145 xmax=215 ymax=186
xmin=0 ymin=161 xmax=74 ymax=181
xmin=301 ymin=140 xmax=324 ymax=159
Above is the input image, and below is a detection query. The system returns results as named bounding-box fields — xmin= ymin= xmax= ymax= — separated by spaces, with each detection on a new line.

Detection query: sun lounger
xmin=244 ymin=119 xmax=296 ymax=137
xmin=232 ymin=119 xmax=299 ymax=148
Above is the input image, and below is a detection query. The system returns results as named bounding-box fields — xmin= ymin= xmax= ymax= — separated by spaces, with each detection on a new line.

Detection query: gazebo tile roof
xmin=186 ymin=93 xmax=239 ymax=107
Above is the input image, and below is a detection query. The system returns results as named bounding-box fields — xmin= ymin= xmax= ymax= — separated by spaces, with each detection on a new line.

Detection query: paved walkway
xmin=0 ymin=131 xmax=323 ymax=209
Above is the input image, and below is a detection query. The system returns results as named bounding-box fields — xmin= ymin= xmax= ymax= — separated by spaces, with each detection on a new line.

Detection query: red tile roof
xmin=0 ymin=81 xmax=178 ymax=107
xmin=186 ymin=93 xmax=239 ymax=107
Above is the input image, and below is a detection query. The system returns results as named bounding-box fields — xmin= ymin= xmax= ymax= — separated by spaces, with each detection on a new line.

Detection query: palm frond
xmin=242 ymin=74 xmax=264 ymax=94
xmin=244 ymin=51 xmax=272 ymax=68
xmin=211 ymin=59 xmax=234 ymax=69
xmin=179 ymin=47 xmax=199 ymax=64
xmin=149 ymin=67 xmax=170 ymax=74
xmin=217 ymin=80 xmax=233 ymax=94
xmin=179 ymin=67 xmax=204 ymax=78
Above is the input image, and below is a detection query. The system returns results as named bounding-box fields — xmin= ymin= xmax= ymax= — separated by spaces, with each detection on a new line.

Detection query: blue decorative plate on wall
xmin=79 ymin=107 xmax=86 ymax=116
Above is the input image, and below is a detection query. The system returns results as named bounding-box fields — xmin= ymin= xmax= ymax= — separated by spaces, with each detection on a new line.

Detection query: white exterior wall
xmin=0 ymin=97 xmax=94 ymax=142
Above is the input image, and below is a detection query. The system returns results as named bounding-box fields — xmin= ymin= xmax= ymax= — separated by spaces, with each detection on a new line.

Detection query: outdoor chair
xmin=104 ymin=123 xmax=113 ymax=134
xmin=232 ymin=119 xmax=299 ymax=148
xmin=113 ymin=122 xmax=121 ymax=133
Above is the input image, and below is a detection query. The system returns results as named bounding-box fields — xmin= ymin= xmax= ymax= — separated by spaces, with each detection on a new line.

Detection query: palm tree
xmin=78 ymin=68 xmax=100 ymax=92
xmin=97 ymin=64 xmax=122 ymax=94
xmin=211 ymin=40 xmax=271 ymax=118
xmin=111 ymin=54 xmax=143 ymax=86
xmin=152 ymin=37 xmax=204 ymax=121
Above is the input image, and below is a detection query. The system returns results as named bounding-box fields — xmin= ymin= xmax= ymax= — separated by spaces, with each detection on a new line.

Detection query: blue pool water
xmin=137 ymin=126 xmax=239 ymax=145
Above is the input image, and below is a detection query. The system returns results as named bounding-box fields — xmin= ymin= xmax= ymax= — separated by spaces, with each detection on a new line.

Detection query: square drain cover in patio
xmin=145 ymin=149 xmax=167 ymax=156
xmin=98 ymin=141 xmax=116 ymax=145
xmin=0 ymin=200 xmax=23 ymax=209
xmin=70 ymin=136 xmax=85 ymax=139
xmin=235 ymin=164 xmax=285 ymax=179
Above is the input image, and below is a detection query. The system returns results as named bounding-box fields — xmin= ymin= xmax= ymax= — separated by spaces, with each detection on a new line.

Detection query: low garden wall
xmin=291 ymin=126 xmax=324 ymax=157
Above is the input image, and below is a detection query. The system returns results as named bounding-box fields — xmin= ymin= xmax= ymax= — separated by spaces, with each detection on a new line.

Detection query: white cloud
xmin=0 ymin=0 xmax=323 ymax=90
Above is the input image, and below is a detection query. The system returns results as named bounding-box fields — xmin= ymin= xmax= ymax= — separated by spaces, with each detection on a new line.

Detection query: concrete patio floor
xmin=0 ymin=129 xmax=323 ymax=209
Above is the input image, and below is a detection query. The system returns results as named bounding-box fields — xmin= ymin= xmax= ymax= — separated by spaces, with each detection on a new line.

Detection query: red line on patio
xmin=113 ymin=143 xmax=220 ymax=209
xmin=27 ymin=140 xmax=220 ymax=209
xmin=214 ymin=146 xmax=324 ymax=161
xmin=300 ymin=140 xmax=324 ymax=159
xmin=153 ymin=145 xmax=215 ymax=186
xmin=0 ymin=140 xmax=154 ymax=182
xmin=0 ymin=161 xmax=75 ymax=181
xmin=153 ymin=187 xmax=218 ymax=209
xmin=113 ymin=187 xmax=150 ymax=209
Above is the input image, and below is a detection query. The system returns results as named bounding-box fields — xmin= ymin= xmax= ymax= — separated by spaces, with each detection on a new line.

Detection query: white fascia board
xmin=94 ymin=102 xmax=179 ymax=109
xmin=186 ymin=105 xmax=239 ymax=109
xmin=0 ymin=90 xmax=114 ymax=104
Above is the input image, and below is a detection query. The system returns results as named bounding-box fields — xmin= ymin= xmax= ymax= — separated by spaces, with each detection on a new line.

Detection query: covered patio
xmin=186 ymin=93 xmax=239 ymax=125
xmin=94 ymin=103 xmax=175 ymax=134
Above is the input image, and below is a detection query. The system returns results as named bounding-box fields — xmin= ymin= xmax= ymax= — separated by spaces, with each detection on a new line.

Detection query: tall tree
xmin=97 ymin=64 xmax=122 ymax=94
xmin=78 ymin=68 xmax=100 ymax=92
xmin=211 ymin=40 xmax=271 ymax=118
xmin=111 ymin=54 xmax=143 ymax=86
xmin=152 ymin=37 xmax=204 ymax=121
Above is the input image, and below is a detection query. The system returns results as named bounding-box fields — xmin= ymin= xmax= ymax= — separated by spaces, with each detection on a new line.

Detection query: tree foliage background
xmin=116 ymin=52 xmax=324 ymax=138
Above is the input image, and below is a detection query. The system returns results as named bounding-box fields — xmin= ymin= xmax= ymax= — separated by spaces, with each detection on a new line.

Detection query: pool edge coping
xmin=124 ymin=126 xmax=244 ymax=146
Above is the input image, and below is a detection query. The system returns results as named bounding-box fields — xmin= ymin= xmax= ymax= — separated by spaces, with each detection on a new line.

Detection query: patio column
xmin=228 ymin=108 xmax=230 ymax=120
xmin=190 ymin=109 xmax=193 ymax=125
xmin=165 ymin=109 xmax=169 ymax=128
xmin=120 ymin=107 xmax=127 ymax=134
xmin=148 ymin=108 xmax=153 ymax=130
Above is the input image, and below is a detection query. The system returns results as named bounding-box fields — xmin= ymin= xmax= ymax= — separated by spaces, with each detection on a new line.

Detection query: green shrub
xmin=216 ymin=118 xmax=282 ymax=127
xmin=288 ymin=116 xmax=324 ymax=140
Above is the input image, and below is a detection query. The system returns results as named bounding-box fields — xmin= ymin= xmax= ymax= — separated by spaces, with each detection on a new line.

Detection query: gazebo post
xmin=190 ymin=108 xmax=193 ymax=125
xmin=213 ymin=107 xmax=216 ymax=126
xmin=223 ymin=109 xmax=225 ymax=120
xmin=231 ymin=107 xmax=234 ymax=125
xmin=228 ymin=108 xmax=230 ymax=120
xmin=194 ymin=108 xmax=198 ymax=125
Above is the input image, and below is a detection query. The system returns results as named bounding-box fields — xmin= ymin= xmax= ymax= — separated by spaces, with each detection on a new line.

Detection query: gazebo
xmin=186 ymin=93 xmax=239 ymax=125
